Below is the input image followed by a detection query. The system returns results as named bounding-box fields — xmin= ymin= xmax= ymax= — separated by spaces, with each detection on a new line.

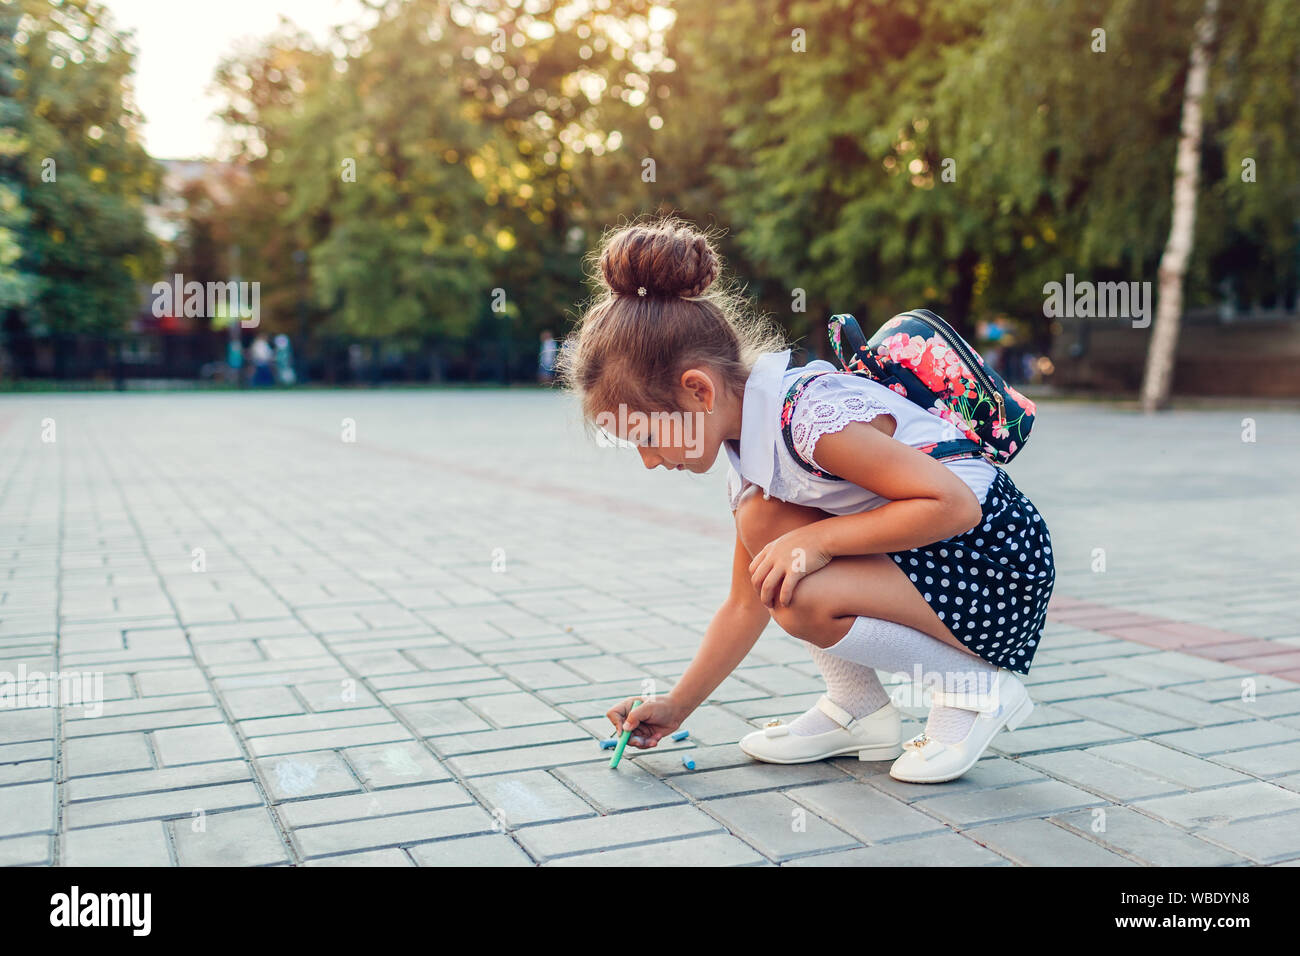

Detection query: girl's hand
xmin=748 ymin=526 xmax=831 ymax=608
xmin=606 ymin=696 xmax=688 ymax=750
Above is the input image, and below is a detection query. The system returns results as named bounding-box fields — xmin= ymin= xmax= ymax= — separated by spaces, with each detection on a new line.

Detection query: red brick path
xmin=1047 ymin=596 xmax=1300 ymax=683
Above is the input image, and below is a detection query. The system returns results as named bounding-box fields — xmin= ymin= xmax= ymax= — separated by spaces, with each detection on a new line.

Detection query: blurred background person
xmin=538 ymin=330 xmax=558 ymax=384
xmin=274 ymin=333 xmax=296 ymax=386
xmin=250 ymin=333 xmax=274 ymax=387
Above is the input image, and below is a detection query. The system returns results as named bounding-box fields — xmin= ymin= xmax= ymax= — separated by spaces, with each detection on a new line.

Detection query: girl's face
xmin=594 ymin=368 xmax=733 ymax=474
xmin=596 ymin=405 xmax=720 ymax=473
xmin=596 ymin=370 xmax=733 ymax=474
xmin=630 ymin=408 xmax=719 ymax=473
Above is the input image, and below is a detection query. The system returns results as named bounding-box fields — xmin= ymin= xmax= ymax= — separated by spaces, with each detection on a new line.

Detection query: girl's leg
xmin=735 ymin=489 xmax=890 ymax=735
xmin=736 ymin=489 xmax=998 ymax=744
xmin=734 ymin=487 xmax=982 ymax=656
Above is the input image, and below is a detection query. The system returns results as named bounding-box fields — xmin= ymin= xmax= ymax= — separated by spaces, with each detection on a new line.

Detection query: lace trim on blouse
xmin=789 ymin=382 xmax=894 ymax=474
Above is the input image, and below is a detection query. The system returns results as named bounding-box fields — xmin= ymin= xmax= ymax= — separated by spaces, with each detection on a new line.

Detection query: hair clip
xmin=637 ymin=286 xmax=647 ymax=297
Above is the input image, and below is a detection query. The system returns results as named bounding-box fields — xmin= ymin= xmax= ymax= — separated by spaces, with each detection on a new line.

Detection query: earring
xmin=706 ymin=405 xmax=714 ymax=415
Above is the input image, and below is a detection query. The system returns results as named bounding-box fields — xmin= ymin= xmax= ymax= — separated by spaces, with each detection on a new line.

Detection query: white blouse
xmin=723 ymin=350 xmax=997 ymax=516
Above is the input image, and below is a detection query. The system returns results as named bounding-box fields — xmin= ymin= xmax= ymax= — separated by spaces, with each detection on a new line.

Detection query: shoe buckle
xmin=902 ymin=733 xmax=945 ymax=761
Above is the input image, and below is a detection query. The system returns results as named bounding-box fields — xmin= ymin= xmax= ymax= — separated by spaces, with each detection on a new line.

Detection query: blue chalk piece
xmin=600 ymin=739 xmax=618 ymax=750
xmin=670 ymin=730 xmax=690 ymax=742
xmin=681 ymin=755 xmax=696 ymax=770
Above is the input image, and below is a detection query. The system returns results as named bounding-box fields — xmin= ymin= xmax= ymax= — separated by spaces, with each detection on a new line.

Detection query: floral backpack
xmin=780 ymin=309 xmax=1036 ymax=479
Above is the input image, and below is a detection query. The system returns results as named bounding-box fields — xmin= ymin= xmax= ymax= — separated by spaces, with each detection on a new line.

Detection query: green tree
xmin=214 ymin=1 xmax=668 ymax=369
xmin=1 ymin=3 xmax=37 ymax=311
xmin=11 ymin=0 xmax=160 ymax=346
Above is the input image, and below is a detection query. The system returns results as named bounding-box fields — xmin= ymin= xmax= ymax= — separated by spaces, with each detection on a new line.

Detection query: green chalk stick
xmin=609 ymin=698 xmax=643 ymax=769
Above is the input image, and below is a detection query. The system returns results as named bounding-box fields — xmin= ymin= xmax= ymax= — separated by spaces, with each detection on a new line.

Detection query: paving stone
xmin=66 ymin=760 xmax=253 ymax=801
xmin=342 ymin=742 xmax=453 ymax=788
xmin=963 ymin=818 xmax=1135 ymax=866
xmin=552 ymin=760 xmax=687 ymax=813
xmin=513 ymin=805 xmax=726 ymax=862
xmin=430 ymin=722 xmax=588 ymax=757
xmin=1052 ymin=806 xmax=1248 ymax=866
xmin=275 ymin=782 xmax=474 ymax=828
xmin=64 ymin=782 xmax=265 ymax=829
xmin=1193 ymin=810 xmax=1300 ymax=863
xmin=1212 ymin=741 xmax=1300 ymax=778
xmin=633 ymin=742 xmax=756 ymax=776
xmin=256 ymin=751 xmax=362 ymax=801
xmin=698 ymin=792 xmax=860 ymax=861
xmin=240 ymin=705 xmax=398 ymax=738
xmin=672 ymin=761 xmax=848 ymax=801
xmin=1051 ymin=696 xmax=1188 ymax=735
xmin=1087 ymin=740 xmax=1253 ymax=789
xmin=63 ymin=820 xmax=173 ymax=866
xmin=545 ymin=832 xmax=767 ymax=866
xmin=1151 ymin=721 xmax=1299 ymax=757
xmin=0 ymin=708 xmax=56 ymax=743
xmin=408 ymin=833 xmax=536 ymax=866
xmin=444 ymin=739 xmax=609 ymax=777
xmin=784 ymin=831 xmax=1007 ymax=866
xmin=1020 ymin=750 xmax=1184 ymax=802
xmin=463 ymin=692 xmax=565 ymax=728
xmin=0 ymin=758 xmax=52 ymax=785
xmin=63 ymin=707 xmax=228 ymax=738
xmin=136 ymin=668 xmax=210 ymax=696
xmin=786 ymin=781 xmax=948 ymax=843
xmin=171 ymin=807 xmax=289 ymax=866
xmin=466 ymin=770 xmax=595 ymax=826
xmin=294 ymin=804 xmax=497 ymax=858
xmin=63 ymin=732 xmax=155 ymax=777
xmin=0 ymin=780 xmax=54 ymax=837
xmin=862 ymin=755 xmax=1047 ymax=800
xmin=992 ymin=719 xmax=1134 ymax=757
xmin=1133 ymin=782 xmax=1300 ymax=830
xmin=669 ymin=704 xmax=760 ymax=746
xmin=153 ymin=723 xmax=244 ymax=765
xmin=10 ymin=394 xmax=1300 ymax=867
xmin=919 ymin=779 xmax=1106 ymax=828
xmin=246 ymin=723 xmax=414 ymax=757
xmin=0 ymin=834 xmax=53 ymax=865
xmin=390 ymin=702 xmax=501 ymax=738
xmin=293 ymin=678 xmax=382 ymax=711
xmin=305 ymin=848 xmax=414 ymax=866
xmin=223 ymin=686 xmax=306 ymax=723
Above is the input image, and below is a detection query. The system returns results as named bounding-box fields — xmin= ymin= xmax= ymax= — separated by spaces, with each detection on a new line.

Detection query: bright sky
xmin=99 ymin=0 xmax=370 ymax=159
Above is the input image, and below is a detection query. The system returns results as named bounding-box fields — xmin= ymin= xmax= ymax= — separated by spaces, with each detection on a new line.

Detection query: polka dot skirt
xmin=889 ymin=468 xmax=1054 ymax=674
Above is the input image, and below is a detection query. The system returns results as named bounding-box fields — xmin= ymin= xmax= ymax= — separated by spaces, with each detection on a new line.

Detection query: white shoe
xmin=888 ymin=669 xmax=1033 ymax=784
xmin=738 ymin=696 xmax=902 ymax=764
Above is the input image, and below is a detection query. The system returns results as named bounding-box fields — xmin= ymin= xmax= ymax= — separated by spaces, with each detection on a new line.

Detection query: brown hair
xmin=557 ymin=216 xmax=787 ymax=426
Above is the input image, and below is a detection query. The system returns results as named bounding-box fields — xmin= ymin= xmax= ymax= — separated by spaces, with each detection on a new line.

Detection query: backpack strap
xmin=780 ymin=370 xmax=984 ymax=481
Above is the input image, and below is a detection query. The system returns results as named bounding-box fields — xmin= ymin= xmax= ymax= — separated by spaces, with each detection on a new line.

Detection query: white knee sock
xmin=820 ymin=616 xmax=1001 ymax=744
xmin=788 ymin=644 xmax=892 ymax=736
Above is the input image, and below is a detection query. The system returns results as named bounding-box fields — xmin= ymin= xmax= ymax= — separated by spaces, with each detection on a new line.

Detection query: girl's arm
xmin=749 ymin=421 xmax=984 ymax=608
xmin=668 ymin=530 xmax=772 ymax=713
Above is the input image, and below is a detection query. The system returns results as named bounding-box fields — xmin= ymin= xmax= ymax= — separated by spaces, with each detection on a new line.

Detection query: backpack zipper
xmin=904 ymin=311 xmax=1005 ymax=424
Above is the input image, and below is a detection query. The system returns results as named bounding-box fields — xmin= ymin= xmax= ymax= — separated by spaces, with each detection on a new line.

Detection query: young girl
xmin=559 ymin=218 xmax=1054 ymax=783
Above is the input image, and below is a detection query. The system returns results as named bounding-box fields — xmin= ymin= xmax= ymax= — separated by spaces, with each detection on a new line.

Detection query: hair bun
xmin=599 ymin=219 xmax=720 ymax=299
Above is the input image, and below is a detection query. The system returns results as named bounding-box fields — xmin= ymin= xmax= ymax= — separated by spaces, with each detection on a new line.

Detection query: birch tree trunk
xmin=1139 ymin=0 xmax=1219 ymax=412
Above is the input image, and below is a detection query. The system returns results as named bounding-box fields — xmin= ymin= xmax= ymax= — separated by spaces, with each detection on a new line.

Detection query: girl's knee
xmin=771 ymin=599 xmax=849 ymax=649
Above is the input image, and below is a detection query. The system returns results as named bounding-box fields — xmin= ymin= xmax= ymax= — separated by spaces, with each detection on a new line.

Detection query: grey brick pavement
xmin=0 ymin=391 xmax=1297 ymax=865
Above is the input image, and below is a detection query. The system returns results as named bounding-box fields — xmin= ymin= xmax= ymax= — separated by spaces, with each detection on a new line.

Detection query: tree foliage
xmin=8 ymin=0 xmax=159 ymax=336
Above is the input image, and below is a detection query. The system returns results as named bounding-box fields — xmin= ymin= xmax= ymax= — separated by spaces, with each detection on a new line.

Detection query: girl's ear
xmin=679 ymin=367 xmax=717 ymax=410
